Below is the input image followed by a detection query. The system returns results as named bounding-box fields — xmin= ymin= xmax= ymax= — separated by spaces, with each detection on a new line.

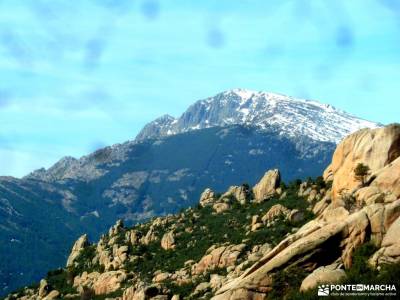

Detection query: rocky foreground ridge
xmin=4 ymin=124 xmax=400 ymax=300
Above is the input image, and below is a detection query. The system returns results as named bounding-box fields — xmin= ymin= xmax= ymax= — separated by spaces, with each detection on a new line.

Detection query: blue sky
xmin=0 ymin=0 xmax=399 ymax=177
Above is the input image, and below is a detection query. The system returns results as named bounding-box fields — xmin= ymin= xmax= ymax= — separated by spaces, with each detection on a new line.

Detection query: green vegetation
xmin=38 ymin=245 xmax=104 ymax=299
xmin=124 ymin=183 xmax=314 ymax=284
xmin=344 ymin=242 xmax=400 ymax=288
xmin=91 ymin=289 xmax=123 ymax=300
xmin=70 ymin=245 xmax=103 ymax=276
xmin=277 ymin=242 xmax=400 ymax=300
xmin=354 ymin=163 xmax=370 ymax=186
xmin=164 ymin=275 xmax=207 ymax=299
xmin=268 ymin=266 xmax=309 ymax=300
xmin=15 ymin=176 xmax=400 ymax=300
xmin=45 ymin=269 xmax=76 ymax=295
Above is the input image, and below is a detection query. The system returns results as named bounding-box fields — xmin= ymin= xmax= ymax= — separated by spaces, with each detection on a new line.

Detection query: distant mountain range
xmin=0 ymin=89 xmax=380 ymax=295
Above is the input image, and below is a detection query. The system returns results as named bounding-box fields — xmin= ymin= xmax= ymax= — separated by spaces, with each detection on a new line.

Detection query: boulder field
xmin=4 ymin=124 xmax=400 ymax=300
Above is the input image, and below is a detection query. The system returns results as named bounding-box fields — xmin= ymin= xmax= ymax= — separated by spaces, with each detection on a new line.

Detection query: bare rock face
xmin=192 ymin=282 xmax=211 ymax=297
xmin=42 ymin=290 xmax=60 ymax=300
xmin=323 ymin=124 xmax=400 ymax=204
xmin=340 ymin=211 xmax=369 ymax=269
xmin=261 ymin=204 xmax=290 ymax=224
xmin=251 ymin=215 xmax=263 ymax=232
xmin=253 ymin=169 xmax=281 ymax=203
xmin=298 ymin=182 xmax=312 ymax=197
xmin=212 ymin=288 xmax=267 ymax=300
xmin=161 ymin=231 xmax=176 ymax=250
xmin=122 ymin=283 xmax=167 ymax=300
xmin=369 ymin=214 xmax=400 ymax=268
xmin=141 ymin=226 xmax=158 ymax=245
xmin=369 ymin=157 xmax=400 ymax=201
xmin=66 ymin=234 xmax=90 ymax=267
xmin=199 ymin=188 xmax=217 ymax=207
xmin=210 ymin=184 xmax=253 ymax=214
xmin=213 ymin=202 xmax=231 ymax=214
xmin=152 ymin=272 xmax=171 ymax=283
xmin=322 ymin=206 xmax=349 ymax=223
xmin=213 ymin=125 xmax=400 ymax=299
xmin=128 ymin=229 xmax=142 ymax=246
xmin=192 ymin=244 xmax=246 ymax=275
xmin=300 ymin=263 xmax=346 ymax=292
xmin=288 ymin=209 xmax=305 ymax=223
xmin=92 ymin=271 xmax=127 ymax=295
xmin=109 ymin=219 xmax=124 ymax=236
xmin=122 ymin=285 xmax=144 ymax=300
xmin=313 ymin=192 xmax=332 ymax=216
xmin=353 ymin=157 xmax=400 ymax=206
xmin=213 ymin=199 xmax=400 ymax=298
xmin=355 ymin=186 xmax=385 ymax=206
xmin=210 ymin=274 xmax=226 ymax=292
xmin=73 ymin=271 xmax=101 ymax=292
xmin=221 ymin=185 xmax=251 ymax=205
xmin=38 ymin=279 xmax=50 ymax=298
xmin=113 ymin=245 xmax=129 ymax=265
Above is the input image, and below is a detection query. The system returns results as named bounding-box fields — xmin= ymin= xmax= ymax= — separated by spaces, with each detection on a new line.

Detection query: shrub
xmin=354 ymin=163 xmax=370 ymax=186
xmin=289 ymin=242 xmax=400 ymax=299
xmin=81 ymin=287 xmax=95 ymax=300
xmin=45 ymin=268 xmax=76 ymax=295
xmin=268 ymin=266 xmax=308 ymax=299
xmin=315 ymin=176 xmax=326 ymax=190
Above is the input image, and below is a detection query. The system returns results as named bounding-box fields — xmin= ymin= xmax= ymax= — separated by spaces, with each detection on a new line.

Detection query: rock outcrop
xmin=66 ymin=234 xmax=89 ymax=267
xmin=300 ymin=262 xmax=346 ymax=292
xmin=213 ymin=125 xmax=400 ymax=299
xmin=324 ymin=124 xmax=400 ymax=204
xmin=199 ymin=188 xmax=217 ymax=207
xmin=369 ymin=215 xmax=400 ymax=268
xmin=220 ymin=185 xmax=251 ymax=205
xmin=207 ymin=184 xmax=254 ymax=214
xmin=261 ymin=204 xmax=291 ymax=224
xmin=161 ymin=231 xmax=176 ymax=250
xmin=253 ymin=169 xmax=281 ymax=202
xmin=42 ymin=290 xmax=60 ymax=300
xmin=213 ymin=202 xmax=231 ymax=214
xmin=38 ymin=279 xmax=50 ymax=298
xmin=192 ymin=244 xmax=247 ymax=275
xmin=92 ymin=271 xmax=127 ymax=295
xmin=122 ymin=283 xmax=169 ymax=300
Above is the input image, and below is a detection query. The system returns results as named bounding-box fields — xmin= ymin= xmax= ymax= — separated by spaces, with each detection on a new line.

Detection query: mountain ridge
xmin=135 ymin=88 xmax=381 ymax=143
xmin=24 ymin=88 xmax=380 ymax=184
xmin=0 ymin=89 xmax=380 ymax=295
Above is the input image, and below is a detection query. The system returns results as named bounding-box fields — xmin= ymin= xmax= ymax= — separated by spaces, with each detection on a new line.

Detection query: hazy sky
xmin=1 ymin=0 xmax=399 ymax=177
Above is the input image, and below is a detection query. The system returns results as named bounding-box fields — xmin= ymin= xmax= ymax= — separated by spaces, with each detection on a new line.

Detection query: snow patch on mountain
xmin=135 ymin=88 xmax=380 ymax=143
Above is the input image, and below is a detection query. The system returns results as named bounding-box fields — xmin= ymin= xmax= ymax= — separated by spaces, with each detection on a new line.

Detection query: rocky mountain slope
xmin=0 ymin=126 xmax=336 ymax=295
xmin=5 ymin=124 xmax=400 ymax=300
xmin=0 ymin=89 xmax=379 ymax=295
xmin=135 ymin=89 xmax=379 ymax=143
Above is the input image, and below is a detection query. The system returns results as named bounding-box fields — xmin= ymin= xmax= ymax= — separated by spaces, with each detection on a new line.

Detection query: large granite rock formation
xmin=213 ymin=124 xmax=400 ymax=299
xmin=324 ymin=124 xmax=400 ymax=204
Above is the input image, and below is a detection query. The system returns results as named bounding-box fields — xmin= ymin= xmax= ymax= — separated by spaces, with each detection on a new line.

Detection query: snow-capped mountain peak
xmin=135 ymin=89 xmax=381 ymax=143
